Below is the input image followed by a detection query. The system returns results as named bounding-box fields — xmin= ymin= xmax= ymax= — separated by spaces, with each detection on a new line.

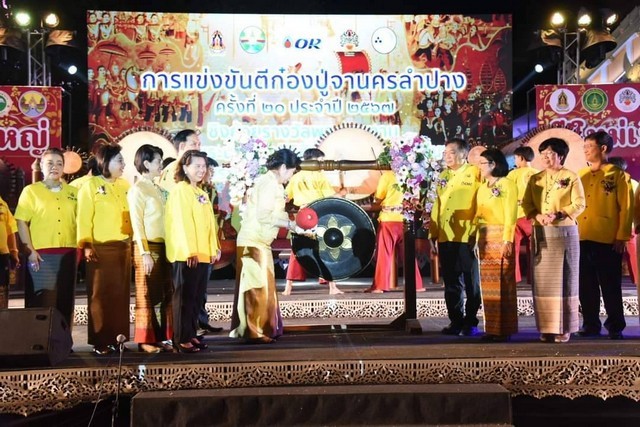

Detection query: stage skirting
xmin=2 ymin=356 xmax=640 ymax=416
xmin=71 ymin=296 xmax=640 ymax=326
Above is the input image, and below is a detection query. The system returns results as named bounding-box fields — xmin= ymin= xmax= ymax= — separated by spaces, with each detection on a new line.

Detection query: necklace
xmin=43 ymin=180 xmax=62 ymax=191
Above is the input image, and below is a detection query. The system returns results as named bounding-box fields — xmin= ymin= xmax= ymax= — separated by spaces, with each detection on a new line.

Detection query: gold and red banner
xmin=0 ymin=86 xmax=63 ymax=183
xmin=536 ymin=83 xmax=640 ymax=178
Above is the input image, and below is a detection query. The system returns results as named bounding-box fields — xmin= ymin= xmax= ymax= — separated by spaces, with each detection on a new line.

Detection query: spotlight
xmin=550 ymin=12 xmax=565 ymax=29
xmin=43 ymin=13 xmax=60 ymax=29
xmin=534 ymin=64 xmax=544 ymax=73
xmin=67 ymin=65 xmax=77 ymax=75
xmin=14 ymin=11 xmax=31 ymax=27
xmin=577 ymin=8 xmax=592 ymax=28
xmin=603 ymin=10 xmax=618 ymax=27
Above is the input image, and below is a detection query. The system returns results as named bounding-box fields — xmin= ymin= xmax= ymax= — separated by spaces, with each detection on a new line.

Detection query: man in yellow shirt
xmin=506 ymin=146 xmax=538 ymax=283
xmin=577 ymin=131 xmax=632 ymax=340
xmin=283 ymin=148 xmax=345 ymax=295
xmin=158 ymin=129 xmax=201 ymax=192
xmin=0 ymin=196 xmax=19 ymax=309
xmin=430 ymin=138 xmax=482 ymax=336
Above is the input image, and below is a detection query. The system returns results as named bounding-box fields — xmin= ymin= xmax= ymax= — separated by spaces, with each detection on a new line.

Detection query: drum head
xmin=291 ymin=198 xmax=376 ymax=281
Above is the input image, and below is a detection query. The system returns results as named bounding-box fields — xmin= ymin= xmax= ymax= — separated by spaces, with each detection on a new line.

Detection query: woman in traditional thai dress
xmin=165 ymin=150 xmax=220 ymax=353
xmin=128 ymin=144 xmax=173 ymax=353
xmin=230 ymin=149 xmax=301 ymax=343
xmin=77 ymin=144 xmax=132 ymax=355
xmin=521 ymin=138 xmax=585 ymax=343
xmin=474 ymin=148 xmax=518 ymax=341
xmin=15 ymin=148 xmax=78 ymax=328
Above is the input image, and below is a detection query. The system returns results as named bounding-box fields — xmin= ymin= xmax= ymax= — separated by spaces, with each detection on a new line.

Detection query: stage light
xmin=43 ymin=13 xmax=60 ymax=29
xmin=14 ymin=11 xmax=31 ymax=27
xmin=603 ymin=10 xmax=618 ymax=27
xmin=67 ymin=65 xmax=77 ymax=75
xmin=577 ymin=8 xmax=592 ymax=28
xmin=550 ymin=12 xmax=565 ymax=29
xmin=534 ymin=64 xmax=544 ymax=73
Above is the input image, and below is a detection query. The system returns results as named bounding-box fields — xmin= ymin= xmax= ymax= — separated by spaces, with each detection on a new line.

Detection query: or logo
xmin=0 ymin=90 xmax=12 ymax=117
xmin=19 ymin=90 xmax=47 ymax=118
xmin=340 ymin=29 xmax=359 ymax=50
xmin=614 ymin=87 xmax=640 ymax=113
xmin=210 ymin=30 xmax=226 ymax=54
xmin=239 ymin=26 xmax=266 ymax=54
xmin=283 ymin=37 xmax=321 ymax=49
xmin=548 ymin=89 xmax=576 ymax=115
xmin=371 ymin=27 xmax=397 ymax=54
xmin=581 ymin=88 xmax=608 ymax=114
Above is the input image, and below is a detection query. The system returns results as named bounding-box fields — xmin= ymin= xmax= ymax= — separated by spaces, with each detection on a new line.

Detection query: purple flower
xmin=197 ymin=194 xmax=208 ymax=204
xmin=491 ymin=187 xmax=501 ymax=197
xmin=556 ymin=178 xmax=571 ymax=189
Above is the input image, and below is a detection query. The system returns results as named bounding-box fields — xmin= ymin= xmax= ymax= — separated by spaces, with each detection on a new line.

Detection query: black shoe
xmin=462 ymin=326 xmax=479 ymax=336
xmin=575 ymin=328 xmax=601 ymax=337
xmin=609 ymin=332 xmax=624 ymax=340
xmin=199 ymin=323 xmax=223 ymax=333
xmin=441 ymin=324 xmax=462 ymax=335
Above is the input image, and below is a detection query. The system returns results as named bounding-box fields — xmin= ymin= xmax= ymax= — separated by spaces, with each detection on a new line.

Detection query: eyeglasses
xmin=540 ymin=151 xmax=557 ymax=158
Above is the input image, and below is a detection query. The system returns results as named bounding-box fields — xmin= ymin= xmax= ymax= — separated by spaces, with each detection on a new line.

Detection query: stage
xmin=2 ymin=278 xmax=640 ymax=425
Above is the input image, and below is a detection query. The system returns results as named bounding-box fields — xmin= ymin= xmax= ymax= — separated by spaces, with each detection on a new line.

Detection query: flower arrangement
xmin=377 ymin=132 xmax=443 ymax=221
xmin=556 ymin=177 xmax=571 ymax=189
xmin=226 ymin=129 xmax=272 ymax=207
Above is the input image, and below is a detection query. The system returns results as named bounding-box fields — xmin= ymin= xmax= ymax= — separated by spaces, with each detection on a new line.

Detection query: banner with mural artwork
xmin=536 ymin=83 xmax=640 ymax=178
xmin=0 ymin=86 xmax=62 ymax=198
xmin=87 ymin=11 xmax=512 ymax=163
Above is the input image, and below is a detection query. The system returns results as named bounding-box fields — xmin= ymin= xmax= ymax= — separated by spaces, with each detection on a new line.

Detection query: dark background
xmin=3 ymin=0 xmax=636 ymax=150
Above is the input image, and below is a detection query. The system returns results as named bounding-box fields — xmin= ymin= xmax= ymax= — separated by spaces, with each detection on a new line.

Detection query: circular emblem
xmin=613 ymin=87 xmax=640 ymax=113
xmin=239 ymin=26 xmax=266 ymax=54
xmin=581 ymin=88 xmax=608 ymax=114
xmin=19 ymin=90 xmax=47 ymax=118
xmin=371 ymin=27 xmax=397 ymax=54
xmin=0 ymin=90 xmax=12 ymax=117
xmin=548 ymin=88 xmax=576 ymax=115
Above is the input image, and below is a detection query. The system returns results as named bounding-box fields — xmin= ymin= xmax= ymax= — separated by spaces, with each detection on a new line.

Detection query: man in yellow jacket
xmin=577 ymin=131 xmax=632 ymax=340
xmin=430 ymin=138 xmax=482 ymax=336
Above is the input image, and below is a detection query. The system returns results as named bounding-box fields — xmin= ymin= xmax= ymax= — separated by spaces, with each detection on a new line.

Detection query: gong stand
xmin=298 ymin=160 xmax=421 ymax=333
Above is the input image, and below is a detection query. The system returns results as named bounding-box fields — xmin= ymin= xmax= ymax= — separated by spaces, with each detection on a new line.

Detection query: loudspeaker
xmin=0 ymin=307 xmax=73 ymax=367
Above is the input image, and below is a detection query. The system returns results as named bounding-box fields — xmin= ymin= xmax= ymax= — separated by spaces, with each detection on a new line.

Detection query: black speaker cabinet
xmin=0 ymin=307 xmax=73 ymax=368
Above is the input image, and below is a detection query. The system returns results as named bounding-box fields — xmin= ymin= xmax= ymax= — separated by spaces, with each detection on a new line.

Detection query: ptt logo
xmin=283 ymin=37 xmax=322 ymax=49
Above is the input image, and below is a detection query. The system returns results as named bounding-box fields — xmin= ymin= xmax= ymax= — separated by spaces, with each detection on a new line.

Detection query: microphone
xmin=116 ymin=334 xmax=127 ymax=347
xmin=112 ymin=334 xmax=127 ymax=427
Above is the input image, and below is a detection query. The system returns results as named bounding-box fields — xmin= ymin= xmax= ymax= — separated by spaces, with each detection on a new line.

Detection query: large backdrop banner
xmin=536 ymin=83 xmax=640 ymax=178
xmin=0 ymin=86 xmax=62 ymax=201
xmin=87 ymin=11 xmax=512 ymax=162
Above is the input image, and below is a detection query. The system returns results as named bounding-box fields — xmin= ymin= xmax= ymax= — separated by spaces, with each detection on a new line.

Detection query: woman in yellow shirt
xmin=15 ymin=148 xmax=78 ymax=327
xmin=77 ymin=144 xmax=132 ymax=355
xmin=0 ymin=196 xmax=19 ymax=309
xmin=230 ymin=148 xmax=301 ymax=343
xmin=475 ymin=149 xmax=518 ymax=342
xmin=165 ymin=150 xmax=220 ymax=353
xmin=521 ymin=138 xmax=585 ymax=343
xmin=128 ymin=144 xmax=173 ymax=353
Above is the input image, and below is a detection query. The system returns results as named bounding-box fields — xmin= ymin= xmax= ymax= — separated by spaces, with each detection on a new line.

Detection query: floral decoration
xmin=197 ymin=194 xmax=208 ymax=204
xmin=96 ymin=185 xmax=106 ymax=195
xmin=226 ymin=129 xmax=272 ymax=207
xmin=601 ymin=179 xmax=615 ymax=194
xmin=377 ymin=132 xmax=443 ymax=221
xmin=490 ymin=186 xmax=501 ymax=198
xmin=556 ymin=177 xmax=571 ymax=189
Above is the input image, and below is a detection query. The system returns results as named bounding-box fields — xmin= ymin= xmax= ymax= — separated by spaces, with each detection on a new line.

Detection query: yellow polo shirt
xmin=429 ymin=163 xmax=481 ymax=243
xmin=285 ymin=170 xmax=335 ymax=207
xmin=374 ymin=170 xmax=404 ymax=222
xmin=506 ymin=166 xmax=538 ymax=218
xmin=68 ymin=174 xmax=93 ymax=189
xmin=578 ymin=164 xmax=632 ymax=243
xmin=77 ymin=176 xmax=132 ymax=246
xmin=475 ymin=177 xmax=518 ymax=242
xmin=165 ymin=181 xmax=219 ymax=262
xmin=521 ymin=168 xmax=585 ymax=226
xmin=15 ymin=182 xmax=77 ymax=249
xmin=0 ymin=197 xmax=17 ymax=254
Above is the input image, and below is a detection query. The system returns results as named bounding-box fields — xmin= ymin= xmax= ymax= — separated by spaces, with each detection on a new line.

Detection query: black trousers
xmin=439 ymin=241 xmax=481 ymax=328
xmin=579 ymin=240 xmax=626 ymax=334
xmin=172 ymin=262 xmax=209 ymax=344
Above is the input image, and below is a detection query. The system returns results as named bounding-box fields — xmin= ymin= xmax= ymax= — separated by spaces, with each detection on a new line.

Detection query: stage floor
xmin=2 ymin=278 xmax=640 ymax=418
